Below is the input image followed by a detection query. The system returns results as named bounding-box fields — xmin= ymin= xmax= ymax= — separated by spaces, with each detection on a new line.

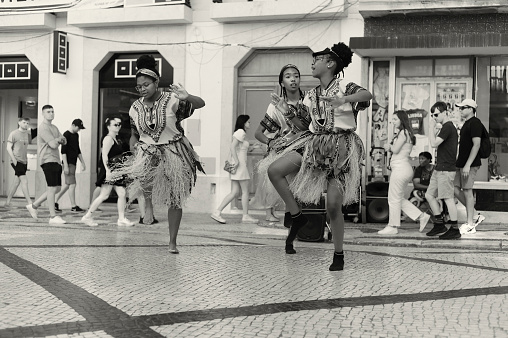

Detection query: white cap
xmin=455 ymin=98 xmax=478 ymax=109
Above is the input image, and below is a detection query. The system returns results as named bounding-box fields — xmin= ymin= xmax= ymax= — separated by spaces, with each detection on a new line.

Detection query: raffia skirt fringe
xmin=289 ymin=131 xmax=364 ymax=206
xmin=254 ymin=131 xmax=312 ymax=208
xmin=113 ymin=139 xmax=199 ymax=208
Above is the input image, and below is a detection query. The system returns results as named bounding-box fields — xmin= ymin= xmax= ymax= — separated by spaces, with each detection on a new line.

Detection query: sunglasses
xmin=431 ymin=112 xmax=440 ymax=118
xmin=112 ymin=123 xmax=122 ymax=127
xmin=459 ymin=106 xmax=471 ymax=110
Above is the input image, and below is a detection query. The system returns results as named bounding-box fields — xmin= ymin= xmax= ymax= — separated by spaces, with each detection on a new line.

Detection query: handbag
xmin=224 ymin=160 xmax=237 ymax=174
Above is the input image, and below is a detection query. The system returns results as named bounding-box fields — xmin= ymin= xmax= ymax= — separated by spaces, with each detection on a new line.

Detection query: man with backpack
xmin=453 ymin=99 xmax=487 ymax=238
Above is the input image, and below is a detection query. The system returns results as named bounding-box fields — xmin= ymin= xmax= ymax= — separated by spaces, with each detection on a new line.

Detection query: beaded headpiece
xmin=136 ymin=68 xmax=159 ymax=81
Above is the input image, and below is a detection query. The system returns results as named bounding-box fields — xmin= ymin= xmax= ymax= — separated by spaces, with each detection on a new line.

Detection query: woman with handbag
xmin=211 ymin=115 xmax=259 ymax=224
xmin=80 ymin=117 xmax=134 ymax=227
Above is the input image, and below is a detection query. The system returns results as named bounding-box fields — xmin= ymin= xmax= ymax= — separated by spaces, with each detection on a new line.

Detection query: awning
xmin=350 ymin=33 xmax=508 ymax=57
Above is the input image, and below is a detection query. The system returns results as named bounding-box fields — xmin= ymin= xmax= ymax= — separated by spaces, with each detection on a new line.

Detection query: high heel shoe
xmin=329 ymin=251 xmax=344 ymax=271
xmin=285 ymin=244 xmax=296 ymax=254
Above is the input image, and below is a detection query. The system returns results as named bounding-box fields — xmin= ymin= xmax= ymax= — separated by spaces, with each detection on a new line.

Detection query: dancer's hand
xmin=106 ymin=169 xmax=112 ymax=181
xmin=271 ymin=93 xmax=289 ymax=114
xmin=319 ymin=94 xmax=346 ymax=108
xmin=169 ymin=83 xmax=189 ymax=100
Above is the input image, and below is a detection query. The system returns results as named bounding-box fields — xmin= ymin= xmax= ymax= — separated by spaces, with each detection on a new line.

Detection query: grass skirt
xmin=289 ymin=131 xmax=364 ymax=206
xmin=113 ymin=137 xmax=201 ymax=208
xmin=255 ymin=131 xmax=312 ymax=208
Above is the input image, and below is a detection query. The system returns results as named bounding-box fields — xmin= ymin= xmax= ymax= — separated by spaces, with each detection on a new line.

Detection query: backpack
xmin=479 ymin=123 xmax=491 ymax=159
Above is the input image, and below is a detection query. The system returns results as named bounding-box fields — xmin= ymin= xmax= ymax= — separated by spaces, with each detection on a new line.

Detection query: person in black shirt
xmin=55 ymin=119 xmax=86 ymax=212
xmin=454 ymin=99 xmax=486 ymax=235
xmin=425 ymin=102 xmax=459 ymax=238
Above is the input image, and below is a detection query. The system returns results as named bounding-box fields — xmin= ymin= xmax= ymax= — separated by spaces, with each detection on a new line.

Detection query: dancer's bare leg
xmin=168 ymin=208 xmax=182 ymax=252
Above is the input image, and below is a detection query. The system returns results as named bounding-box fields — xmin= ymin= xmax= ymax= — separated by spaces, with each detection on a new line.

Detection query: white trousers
xmin=388 ymin=160 xmax=423 ymax=226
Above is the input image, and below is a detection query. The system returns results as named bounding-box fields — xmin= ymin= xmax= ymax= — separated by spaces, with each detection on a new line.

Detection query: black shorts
xmin=11 ymin=162 xmax=28 ymax=177
xmin=41 ymin=162 xmax=62 ymax=187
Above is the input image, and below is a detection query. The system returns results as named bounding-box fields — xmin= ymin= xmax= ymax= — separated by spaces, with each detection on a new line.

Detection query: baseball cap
xmin=455 ymin=98 xmax=478 ymax=109
xmin=72 ymin=118 xmax=85 ymax=129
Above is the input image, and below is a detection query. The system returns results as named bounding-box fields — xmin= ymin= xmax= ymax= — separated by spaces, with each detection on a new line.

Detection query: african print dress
xmin=254 ymin=96 xmax=312 ymax=207
xmin=289 ymin=78 xmax=370 ymax=206
xmin=114 ymin=91 xmax=204 ymax=208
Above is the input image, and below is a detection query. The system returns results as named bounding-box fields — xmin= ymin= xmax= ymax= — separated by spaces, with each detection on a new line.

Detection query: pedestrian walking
xmin=454 ymin=99 xmax=486 ymax=236
xmin=114 ymin=54 xmax=206 ymax=254
xmin=26 ymin=105 xmax=68 ymax=224
xmin=424 ymin=101 xmax=460 ymax=237
xmin=252 ymin=64 xmax=311 ymax=226
xmin=55 ymin=119 xmax=86 ymax=212
xmin=378 ymin=110 xmax=431 ymax=235
xmin=5 ymin=118 xmax=36 ymax=207
xmin=80 ymin=117 xmax=134 ymax=227
xmin=211 ymin=115 xmax=259 ymax=224
xmin=268 ymin=42 xmax=372 ymax=271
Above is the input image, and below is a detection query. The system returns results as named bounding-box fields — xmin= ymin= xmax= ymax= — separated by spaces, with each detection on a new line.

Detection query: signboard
xmin=115 ymin=58 xmax=162 ymax=78
xmin=53 ymin=31 xmax=68 ymax=74
xmin=0 ymin=61 xmax=31 ymax=80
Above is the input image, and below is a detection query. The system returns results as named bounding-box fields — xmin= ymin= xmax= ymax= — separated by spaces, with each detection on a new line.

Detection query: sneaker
xmin=54 ymin=203 xmax=62 ymax=213
xmin=49 ymin=216 xmax=66 ymax=225
xmin=241 ymin=215 xmax=259 ymax=224
xmin=378 ymin=225 xmax=398 ymax=235
xmin=71 ymin=206 xmax=85 ymax=212
xmin=426 ymin=224 xmax=448 ymax=236
xmin=439 ymin=226 xmax=461 ymax=240
xmin=26 ymin=204 xmax=38 ymax=219
xmin=81 ymin=215 xmax=98 ymax=227
xmin=473 ymin=213 xmax=486 ymax=227
xmin=117 ymin=218 xmax=135 ymax=227
xmin=459 ymin=222 xmax=476 ymax=235
xmin=419 ymin=213 xmax=431 ymax=232
xmin=211 ymin=211 xmax=226 ymax=224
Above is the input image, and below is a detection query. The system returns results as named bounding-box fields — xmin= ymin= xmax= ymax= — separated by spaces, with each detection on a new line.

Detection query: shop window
xmin=435 ymin=58 xmax=470 ymax=76
xmin=398 ymin=57 xmax=471 ymax=78
xmin=399 ymin=59 xmax=433 ymax=77
xmin=488 ymin=63 xmax=508 ymax=184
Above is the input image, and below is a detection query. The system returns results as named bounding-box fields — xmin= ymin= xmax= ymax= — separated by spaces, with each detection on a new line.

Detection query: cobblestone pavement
xmin=1 ymin=202 xmax=508 ymax=337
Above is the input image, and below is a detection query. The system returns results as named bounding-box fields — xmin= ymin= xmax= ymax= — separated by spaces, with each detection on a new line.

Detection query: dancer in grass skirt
xmin=253 ymin=64 xmax=312 ymax=225
xmin=114 ymin=55 xmax=205 ymax=254
xmin=268 ymin=43 xmax=372 ymax=270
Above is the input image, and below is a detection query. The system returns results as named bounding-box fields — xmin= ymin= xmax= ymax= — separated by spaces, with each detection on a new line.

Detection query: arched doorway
xmin=235 ymin=48 xmax=314 ymax=209
xmin=97 ymin=52 xmax=173 ymax=201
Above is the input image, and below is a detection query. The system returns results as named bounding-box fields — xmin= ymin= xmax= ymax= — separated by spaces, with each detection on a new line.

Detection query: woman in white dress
xmin=211 ymin=115 xmax=259 ymax=224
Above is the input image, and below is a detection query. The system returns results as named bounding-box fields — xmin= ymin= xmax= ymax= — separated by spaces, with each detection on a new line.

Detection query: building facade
xmin=350 ymin=0 xmax=508 ymax=217
xmin=0 ymin=0 xmax=367 ymax=213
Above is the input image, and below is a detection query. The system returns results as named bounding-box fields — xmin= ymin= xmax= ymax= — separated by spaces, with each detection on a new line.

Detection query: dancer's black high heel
xmin=329 ymin=251 xmax=344 ymax=271
xmin=284 ymin=212 xmax=308 ymax=254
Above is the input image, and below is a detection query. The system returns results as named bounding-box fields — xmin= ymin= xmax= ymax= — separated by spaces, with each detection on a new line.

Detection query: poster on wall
xmin=399 ymin=82 xmax=431 ymax=158
xmin=370 ymin=61 xmax=390 ymax=180
xmin=371 ymin=61 xmax=389 ymax=148
xmin=435 ymin=81 xmax=467 ymax=128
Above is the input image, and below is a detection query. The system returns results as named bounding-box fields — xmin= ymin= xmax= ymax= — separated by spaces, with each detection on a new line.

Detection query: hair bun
xmin=136 ymin=55 xmax=157 ymax=71
xmin=331 ymin=43 xmax=353 ymax=68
